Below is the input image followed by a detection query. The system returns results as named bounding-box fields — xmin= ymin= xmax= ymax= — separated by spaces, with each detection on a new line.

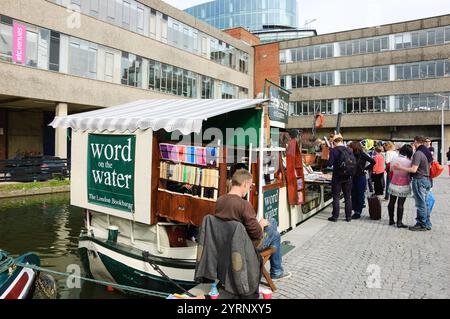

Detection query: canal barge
xmin=50 ymin=95 xmax=332 ymax=296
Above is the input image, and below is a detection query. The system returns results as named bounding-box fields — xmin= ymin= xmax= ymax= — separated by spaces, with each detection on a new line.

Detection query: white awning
xmin=50 ymin=99 xmax=268 ymax=135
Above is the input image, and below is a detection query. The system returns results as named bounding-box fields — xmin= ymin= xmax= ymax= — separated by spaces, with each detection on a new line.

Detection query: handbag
xmin=430 ymin=161 xmax=444 ymax=179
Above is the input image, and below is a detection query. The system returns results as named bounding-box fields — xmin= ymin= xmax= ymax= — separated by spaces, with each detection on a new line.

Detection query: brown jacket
xmin=215 ymin=194 xmax=263 ymax=247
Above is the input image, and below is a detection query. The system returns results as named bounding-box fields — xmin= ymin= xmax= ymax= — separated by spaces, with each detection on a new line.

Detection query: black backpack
xmin=336 ymin=147 xmax=356 ymax=178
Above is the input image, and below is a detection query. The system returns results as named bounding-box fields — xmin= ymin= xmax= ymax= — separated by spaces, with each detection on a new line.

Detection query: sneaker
xmin=389 ymin=220 xmax=395 ymax=225
xmin=397 ymin=223 xmax=408 ymax=228
xmin=351 ymin=213 xmax=361 ymax=220
xmin=345 ymin=218 xmax=351 ymax=222
xmin=271 ymin=271 xmax=292 ymax=281
xmin=328 ymin=217 xmax=337 ymax=222
xmin=408 ymin=225 xmax=427 ymax=231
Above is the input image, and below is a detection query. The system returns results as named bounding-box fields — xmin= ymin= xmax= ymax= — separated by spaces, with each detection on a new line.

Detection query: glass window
xmin=320 ymin=73 xmax=326 ymax=86
xmin=367 ymin=68 xmax=374 ymax=82
xmin=446 ymin=27 xmax=450 ymax=42
xmin=436 ymin=61 xmax=444 ymax=77
xmin=37 ymin=28 xmax=50 ymax=70
xmin=346 ymin=42 xmax=352 ymax=55
xmin=381 ymin=67 xmax=389 ymax=81
xmin=361 ymin=69 xmax=367 ymax=83
xmin=352 ymin=70 xmax=360 ymax=84
xmin=396 ymin=65 xmax=403 ymax=80
xmin=419 ymin=31 xmax=427 ymax=46
xmin=90 ymin=0 xmax=99 ymax=13
xmin=320 ymin=46 xmax=326 ymax=59
xmin=395 ymin=35 xmax=403 ymax=49
xmin=374 ymin=97 xmax=381 ymax=112
xmin=403 ymin=65 xmax=411 ymax=80
xmin=339 ymin=42 xmax=346 ymax=56
xmin=411 ymin=64 xmax=419 ymax=79
xmin=411 ymin=32 xmax=419 ymax=47
xmin=361 ymin=97 xmax=367 ymax=113
xmin=104 ymin=52 xmax=114 ymax=82
xmin=374 ymin=38 xmax=381 ymax=52
xmin=327 ymin=72 xmax=333 ymax=86
xmin=420 ymin=63 xmax=427 ymax=78
xmin=367 ymin=39 xmax=374 ymax=52
xmin=427 ymin=30 xmax=435 ymax=45
xmin=427 ymin=62 xmax=436 ymax=77
xmin=26 ymin=29 xmax=38 ymax=67
xmin=107 ymin=0 xmax=115 ymax=19
xmin=291 ymin=75 xmax=297 ymax=88
xmin=352 ymin=40 xmax=360 ymax=54
xmin=381 ymin=37 xmax=389 ymax=50
xmin=436 ymin=28 xmax=445 ymax=44
xmin=360 ymin=40 xmax=367 ymax=53
xmin=375 ymin=68 xmax=381 ymax=82
xmin=326 ymin=44 xmax=333 ymax=58
xmin=0 ymin=17 xmax=13 ymax=62
xmin=345 ymin=98 xmax=352 ymax=113
xmin=302 ymin=75 xmax=308 ymax=88
xmin=367 ymin=97 xmax=374 ymax=112
xmin=314 ymin=46 xmax=320 ymax=59
xmin=49 ymin=31 xmax=60 ymax=71
xmin=340 ymin=71 xmax=346 ymax=85
xmin=346 ymin=70 xmax=352 ymax=84
xmin=353 ymin=98 xmax=360 ymax=113
xmin=123 ymin=1 xmax=131 ymax=26
xmin=137 ymin=7 xmax=144 ymax=33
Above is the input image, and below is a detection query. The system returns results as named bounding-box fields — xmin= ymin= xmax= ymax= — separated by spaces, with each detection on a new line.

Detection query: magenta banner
xmin=13 ymin=22 xmax=26 ymax=64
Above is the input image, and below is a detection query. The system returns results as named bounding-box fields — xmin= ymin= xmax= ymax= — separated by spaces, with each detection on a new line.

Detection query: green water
xmin=0 ymin=193 xmax=126 ymax=299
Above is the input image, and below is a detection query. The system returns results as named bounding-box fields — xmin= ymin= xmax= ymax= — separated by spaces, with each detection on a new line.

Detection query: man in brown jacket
xmin=215 ymin=169 xmax=291 ymax=281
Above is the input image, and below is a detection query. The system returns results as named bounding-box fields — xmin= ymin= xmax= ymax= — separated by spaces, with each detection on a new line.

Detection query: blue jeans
xmin=261 ymin=218 xmax=283 ymax=278
xmin=411 ymin=178 xmax=432 ymax=228
xmin=352 ymin=175 xmax=367 ymax=216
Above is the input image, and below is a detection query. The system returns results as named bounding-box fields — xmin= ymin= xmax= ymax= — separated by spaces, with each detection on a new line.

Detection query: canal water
xmin=0 ymin=192 xmax=128 ymax=299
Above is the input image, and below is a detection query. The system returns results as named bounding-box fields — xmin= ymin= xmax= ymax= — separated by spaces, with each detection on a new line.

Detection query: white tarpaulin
xmin=50 ymin=99 xmax=268 ymax=135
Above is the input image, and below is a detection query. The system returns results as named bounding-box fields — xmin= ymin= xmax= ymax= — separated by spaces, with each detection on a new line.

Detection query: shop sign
xmin=13 ymin=22 xmax=26 ymax=64
xmin=263 ymin=188 xmax=279 ymax=224
xmin=268 ymin=86 xmax=289 ymax=124
xmin=87 ymin=134 xmax=135 ymax=213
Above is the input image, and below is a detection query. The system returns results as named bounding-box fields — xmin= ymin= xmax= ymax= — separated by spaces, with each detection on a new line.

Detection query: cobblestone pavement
xmin=272 ymin=176 xmax=450 ymax=299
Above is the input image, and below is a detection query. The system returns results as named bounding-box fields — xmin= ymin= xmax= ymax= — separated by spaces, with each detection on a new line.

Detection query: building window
xmin=26 ymin=28 xmax=38 ymax=67
xmin=49 ymin=31 xmax=60 ymax=71
xmin=201 ymin=76 xmax=214 ymax=99
xmin=121 ymin=52 xmax=142 ymax=87
xmin=69 ymin=38 xmax=97 ymax=79
xmin=37 ymin=28 xmax=50 ymax=70
xmin=104 ymin=52 xmax=114 ymax=82
xmin=0 ymin=16 xmax=13 ymax=62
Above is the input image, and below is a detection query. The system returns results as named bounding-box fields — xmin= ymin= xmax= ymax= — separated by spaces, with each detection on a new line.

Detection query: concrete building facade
xmin=0 ymin=0 xmax=254 ymax=160
xmin=273 ymin=15 xmax=450 ymax=163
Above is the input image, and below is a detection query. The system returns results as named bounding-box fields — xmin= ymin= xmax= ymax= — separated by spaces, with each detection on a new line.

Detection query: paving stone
xmin=273 ymin=176 xmax=450 ymax=299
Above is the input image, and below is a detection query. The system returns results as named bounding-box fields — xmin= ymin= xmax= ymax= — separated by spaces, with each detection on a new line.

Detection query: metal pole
xmin=442 ymin=98 xmax=445 ymax=165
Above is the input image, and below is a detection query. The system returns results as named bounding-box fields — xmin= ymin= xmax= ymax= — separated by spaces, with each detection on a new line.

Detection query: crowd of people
xmin=326 ymin=135 xmax=439 ymax=231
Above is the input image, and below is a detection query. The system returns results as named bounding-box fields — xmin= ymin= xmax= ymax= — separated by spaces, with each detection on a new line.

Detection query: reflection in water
xmin=0 ymin=193 xmax=126 ymax=299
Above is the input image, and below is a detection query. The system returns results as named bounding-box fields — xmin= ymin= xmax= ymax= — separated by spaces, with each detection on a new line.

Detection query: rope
xmin=13 ymin=261 xmax=170 ymax=299
xmin=0 ymin=255 xmax=15 ymax=274
xmin=142 ymin=251 xmax=195 ymax=297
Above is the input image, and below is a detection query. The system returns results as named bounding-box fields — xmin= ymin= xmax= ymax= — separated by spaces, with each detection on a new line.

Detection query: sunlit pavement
xmin=271 ymin=175 xmax=450 ymax=299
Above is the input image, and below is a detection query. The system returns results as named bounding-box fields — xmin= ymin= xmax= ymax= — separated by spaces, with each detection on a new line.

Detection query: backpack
xmin=336 ymin=147 xmax=357 ymax=178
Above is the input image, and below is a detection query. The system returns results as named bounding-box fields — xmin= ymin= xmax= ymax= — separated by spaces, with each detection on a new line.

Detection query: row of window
xmin=284 ymin=72 xmax=334 ymax=89
xmin=48 ymin=0 xmax=249 ymax=73
xmin=339 ymin=36 xmax=389 ymax=56
xmin=280 ymin=43 xmax=333 ymax=63
xmin=395 ymin=60 xmax=450 ymax=81
xmin=0 ymin=14 xmax=246 ymax=100
xmin=289 ymin=100 xmax=333 ymax=116
xmin=281 ymin=59 xmax=450 ymax=89
xmin=280 ymin=25 xmax=450 ymax=63
xmin=395 ymin=92 xmax=450 ymax=112
xmin=340 ymin=66 xmax=389 ymax=85
xmin=289 ymin=92 xmax=450 ymax=116
xmin=394 ymin=27 xmax=450 ymax=49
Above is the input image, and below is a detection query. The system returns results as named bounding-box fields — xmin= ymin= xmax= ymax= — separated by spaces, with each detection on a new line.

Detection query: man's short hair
xmin=232 ymin=169 xmax=253 ymax=187
xmin=414 ymin=136 xmax=426 ymax=144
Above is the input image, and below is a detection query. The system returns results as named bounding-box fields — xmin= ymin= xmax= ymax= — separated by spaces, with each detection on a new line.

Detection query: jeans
xmin=411 ymin=178 xmax=432 ymax=228
xmin=351 ymin=175 xmax=367 ymax=216
xmin=384 ymin=175 xmax=391 ymax=199
xmin=261 ymin=218 xmax=283 ymax=278
xmin=332 ymin=178 xmax=352 ymax=219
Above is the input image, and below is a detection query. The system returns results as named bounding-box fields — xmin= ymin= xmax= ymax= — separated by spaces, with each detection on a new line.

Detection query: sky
xmin=162 ymin=0 xmax=450 ymax=34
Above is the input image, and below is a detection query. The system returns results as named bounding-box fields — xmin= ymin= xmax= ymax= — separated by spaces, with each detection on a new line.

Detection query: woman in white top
xmin=384 ymin=141 xmax=398 ymax=200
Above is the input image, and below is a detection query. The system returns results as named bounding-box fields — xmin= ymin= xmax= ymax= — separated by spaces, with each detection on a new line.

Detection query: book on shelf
xmin=159 ymin=143 xmax=218 ymax=167
xmin=160 ymin=162 xmax=219 ymax=189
